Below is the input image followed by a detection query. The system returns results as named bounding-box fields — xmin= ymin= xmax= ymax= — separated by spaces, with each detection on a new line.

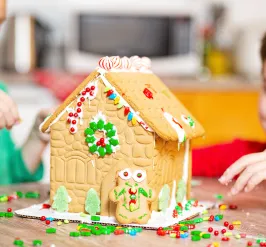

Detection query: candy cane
xmin=121 ymin=56 xmax=132 ymax=70
xmin=130 ymin=55 xmax=142 ymax=70
xmin=111 ymin=56 xmax=122 ymax=69
xmin=98 ymin=56 xmax=113 ymax=71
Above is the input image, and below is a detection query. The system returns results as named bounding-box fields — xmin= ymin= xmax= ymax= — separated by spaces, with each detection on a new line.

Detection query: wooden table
xmin=0 ymin=179 xmax=266 ymax=247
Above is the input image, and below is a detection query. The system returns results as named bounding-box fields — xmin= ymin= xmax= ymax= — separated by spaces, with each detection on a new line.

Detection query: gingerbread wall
xmin=49 ymin=80 xmax=190 ymax=215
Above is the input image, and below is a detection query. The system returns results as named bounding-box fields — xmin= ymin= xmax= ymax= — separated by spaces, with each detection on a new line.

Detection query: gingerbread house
xmin=40 ymin=56 xmax=204 ymax=224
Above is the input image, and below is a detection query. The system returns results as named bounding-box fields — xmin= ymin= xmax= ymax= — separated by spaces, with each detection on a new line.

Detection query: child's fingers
xmin=229 ymin=160 xmax=266 ymax=195
xmin=1 ymin=91 xmax=20 ymax=121
xmin=219 ymin=151 xmax=266 ymax=184
xmin=0 ymin=104 xmax=15 ymax=129
xmin=244 ymin=168 xmax=266 ymax=192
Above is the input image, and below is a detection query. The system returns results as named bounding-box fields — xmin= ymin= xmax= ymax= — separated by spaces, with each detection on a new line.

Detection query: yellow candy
xmin=131 ymin=117 xmax=137 ymax=126
xmin=57 ymin=221 xmax=62 ymax=226
xmin=219 ymin=205 xmax=227 ymax=210
xmin=200 ymin=232 xmax=206 ymax=237
xmin=234 ymin=234 xmax=241 ymax=239
xmin=203 ymin=217 xmax=209 ymax=221
xmin=64 ymin=219 xmax=69 ymax=224
xmin=224 ymin=232 xmax=233 ymax=237
xmin=116 ymin=226 xmax=122 ymax=229
xmin=180 ymin=231 xmax=184 ymax=234
xmin=202 ymin=210 xmax=209 ymax=215
xmin=170 ymin=233 xmax=176 ymax=238
xmin=232 ymin=220 xmax=241 ymax=225
xmin=114 ymin=96 xmax=120 ymax=105
xmin=212 ymin=242 xmax=220 ymax=247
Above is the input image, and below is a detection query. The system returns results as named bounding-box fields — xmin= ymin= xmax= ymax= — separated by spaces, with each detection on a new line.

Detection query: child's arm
xmin=219 ymin=150 xmax=266 ymax=195
xmin=192 ymin=139 xmax=266 ymax=177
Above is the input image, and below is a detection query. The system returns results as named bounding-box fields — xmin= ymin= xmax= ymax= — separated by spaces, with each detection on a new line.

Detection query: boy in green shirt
xmin=0 ymin=82 xmax=51 ymax=184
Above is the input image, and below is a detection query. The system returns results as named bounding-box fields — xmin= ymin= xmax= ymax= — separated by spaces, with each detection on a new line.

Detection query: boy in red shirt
xmin=193 ymin=33 xmax=266 ymax=196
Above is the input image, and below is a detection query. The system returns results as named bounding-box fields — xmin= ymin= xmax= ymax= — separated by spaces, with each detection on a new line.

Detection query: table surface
xmin=0 ymin=178 xmax=266 ymax=247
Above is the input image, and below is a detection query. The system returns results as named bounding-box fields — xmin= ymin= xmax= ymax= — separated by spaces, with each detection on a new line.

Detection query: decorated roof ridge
xmin=98 ymin=56 xmax=152 ymax=73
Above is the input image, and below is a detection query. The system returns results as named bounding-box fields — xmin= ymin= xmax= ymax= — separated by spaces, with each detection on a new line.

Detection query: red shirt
xmin=192 ymin=139 xmax=266 ymax=177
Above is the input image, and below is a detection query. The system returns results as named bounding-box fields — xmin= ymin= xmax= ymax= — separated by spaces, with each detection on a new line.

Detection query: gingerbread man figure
xmin=109 ymin=168 xmax=156 ymax=224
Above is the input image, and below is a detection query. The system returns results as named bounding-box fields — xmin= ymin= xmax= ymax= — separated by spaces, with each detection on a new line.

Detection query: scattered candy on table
xmin=46 ymin=228 xmax=57 ymax=234
xmin=33 ymin=239 xmax=42 ymax=246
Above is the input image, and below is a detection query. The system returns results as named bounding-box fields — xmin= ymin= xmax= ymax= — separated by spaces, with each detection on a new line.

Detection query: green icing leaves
xmin=98 ymin=147 xmax=106 ymax=157
xmin=90 ymin=122 xmax=97 ymax=131
xmin=109 ymin=138 xmax=119 ymax=146
xmin=97 ymin=119 xmax=104 ymax=130
xmin=84 ymin=128 xmax=94 ymax=136
xmin=159 ymin=184 xmax=170 ymax=213
xmin=85 ymin=188 xmax=100 ymax=216
xmin=52 ymin=186 xmax=70 ymax=213
xmin=89 ymin=145 xmax=97 ymax=153
xmin=86 ymin=136 xmax=96 ymax=143
xmin=139 ymin=188 xmax=148 ymax=198
xmin=176 ymin=179 xmax=186 ymax=203
xmin=104 ymin=122 xmax=114 ymax=131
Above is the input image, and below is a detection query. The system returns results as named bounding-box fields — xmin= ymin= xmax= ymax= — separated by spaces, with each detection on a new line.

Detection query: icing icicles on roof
xmin=98 ymin=56 xmax=152 ymax=73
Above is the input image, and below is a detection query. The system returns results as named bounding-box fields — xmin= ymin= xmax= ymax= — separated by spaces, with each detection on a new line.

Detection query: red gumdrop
xmin=42 ymin=204 xmax=51 ymax=209
xmin=176 ymin=231 xmax=180 ymax=238
xmin=40 ymin=216 xmax=46 ymax=221
xmin=224 ymin=221 xmax=229 ymax=227
xmin=100 ymin=138 xmax=105 ymax=143
xmin=106 ymin=90 xmax=113 ymax=97
xmin=67 ymin=119 xmax=71 ymax=123
xmin=247 ymin=241 xmax=253 ymax=246
xmin=228 ymin=225 xmax=234 ymax=230
xmin=70 ymin=127 xmax=75 ymax=133
xmin=69 ymin=112 xmax=73 ymax=117
xmin=91 ymin=86 xmax=95 ymax=90
xmin=74 ymin=113 xmax=78 ymax=118
xmin=209 ymin=215 xmax=214 ymax=222
xmin=45 ymin=220 xmax=50 ymax=225
xmin=214 ymin=230 xmax=219 ymax=236
xmin=101 ymin=143 xmax=106 ymax=147
xmin=86 ymin=87 xmax=91 ymax=92
xmin=157 ymin=227 xmax=163 ymax=231
xmin=221 ymin=229 xmax=226 ymax=234
xmin=124 ymin=107 xmax=130 ymax=116
xmin=90 ymin=91 xmax=94 ymax=96
xmin=82 ymin=91 xmax=86 ymax=95
xmin=222 ymin=237 xmax=230 ymax=241
xmin=229 ymin=204 xmax=238 ymax=210
xmin=96 ymin=141 xmax=101 ymax=146
xmin=72 ymin=120 xmax=77 ymax=125
xmin=189 ymin=224 xmax=195 ymax=229
xmin=80 ymin=97 xmax=85 ymax=102
xmin=157 ymin=230 xmax=166 ymax=236
xmin=7 ymin=208 xmax=12 ymax=212
xmin=77 ymin=108 xmax=81 ymax=113
xmin=77 ymin=102 xmax=82 ymax=107
xmin=208 ymin=227 xmax=213 ymax=233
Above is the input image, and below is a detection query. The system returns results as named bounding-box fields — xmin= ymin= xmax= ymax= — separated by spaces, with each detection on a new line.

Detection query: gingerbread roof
xmin=41 ymin=70 xmax=204 ymax=142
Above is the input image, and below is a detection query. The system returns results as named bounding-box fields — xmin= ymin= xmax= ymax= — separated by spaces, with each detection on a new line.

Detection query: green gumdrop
xmin=104 ymin=122 xmax=113 ymax=131
xmin=97 ymin=119 xmax=105 ymax=130
xmin=86 ymin=136 xmax=96 ymax=143
xmin=159 ymin=184 xmax=170 ymax=213
xmin=89 ymin=144 xmax=97 ymax=153
xmin=85 ymin=128 xmax=94 ymax=136
xmin=85 ymin=188 xmax=100 ymax=216
xmin=90 ymin=122 xmax=97 ymax=131
xmin=176 ymin=179 xmax=186 ymax=203
xmin=107 ymin=130 xmax=116 ymax=138
xmin=109 ymin=138 xmax=119 ymax=146
xmin=105 ymin=144 xmax=113 ymax=154
xmin=98 ymin=147 xmax=106 ymax=157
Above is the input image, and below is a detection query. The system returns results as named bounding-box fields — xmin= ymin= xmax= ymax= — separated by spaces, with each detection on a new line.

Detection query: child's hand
xmin=0 ymin=90 xmax=20 ymax=129
xmin=219 ymin=151 xmax=266 ymax=195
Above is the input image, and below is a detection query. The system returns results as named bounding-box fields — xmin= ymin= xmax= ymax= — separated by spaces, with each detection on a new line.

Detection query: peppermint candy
xmin=111 ymin=56 xmax=122 ymax=69
xmin=130 ymin=55 xmax=142 ymax=70
xmin=121 ymin=56 xmax=132 ymax=69
xmin=98 ymin=56 xmax=113 ymax=70
xmin=141 ymin=57 xmax=151 ymax=70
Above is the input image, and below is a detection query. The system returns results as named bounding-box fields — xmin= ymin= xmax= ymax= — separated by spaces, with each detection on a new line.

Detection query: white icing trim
xmin=182 ymin=140 xmax=190 ymax=204
xmin=98 ymin=71 xmax=154 ymax=132
xmin=97 ymin=67 xmax=153 ymax=74
xmin=162 ymin=111 xmax=186 ymax=143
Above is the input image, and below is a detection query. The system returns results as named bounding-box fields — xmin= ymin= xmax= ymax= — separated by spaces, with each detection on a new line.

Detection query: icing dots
xmin=98 ymin=56 xmax=152 ymax=73
xmin=162 ymin=110 xmax=186 ymax=143
xmin=118 ymin=168 xmax=146 ymax=183
xmin=181 ymin=115 xmax=195 ymax=128
xmin=67 ymin=80 xmax=98 ymax=134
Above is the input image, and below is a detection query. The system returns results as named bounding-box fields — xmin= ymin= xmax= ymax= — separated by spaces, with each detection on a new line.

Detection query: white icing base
xmin=15 ymin=201 xmax=214 ymax=229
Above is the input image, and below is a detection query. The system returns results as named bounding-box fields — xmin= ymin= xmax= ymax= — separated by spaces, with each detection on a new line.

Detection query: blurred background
xmin=1 ymin=0 xmax=266 ymax=182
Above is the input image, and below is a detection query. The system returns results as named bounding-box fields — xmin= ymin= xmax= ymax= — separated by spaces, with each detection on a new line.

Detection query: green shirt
xmin=0 ymin=83 xmax=43 ymax=184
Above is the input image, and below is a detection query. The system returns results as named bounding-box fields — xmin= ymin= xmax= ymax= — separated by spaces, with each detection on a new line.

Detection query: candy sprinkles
xmin=67 ymin=80 xmax=98 ymax=134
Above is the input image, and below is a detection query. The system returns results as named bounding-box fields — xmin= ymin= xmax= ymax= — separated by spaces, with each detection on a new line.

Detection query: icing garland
xmin=99 ymin=74 xmax=153 ymax=132
xmin=85 ymin=188 xmax=101 ymax=216
xmin=84 ymin=112 xmax=119 ymax=157
xmin=162 ymin=109 xmax=186 ymax=143
xmin=67 ymin=80 xmax=98 ymax=134
xmin=181 ymin=115 xmax=195 ymax=128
